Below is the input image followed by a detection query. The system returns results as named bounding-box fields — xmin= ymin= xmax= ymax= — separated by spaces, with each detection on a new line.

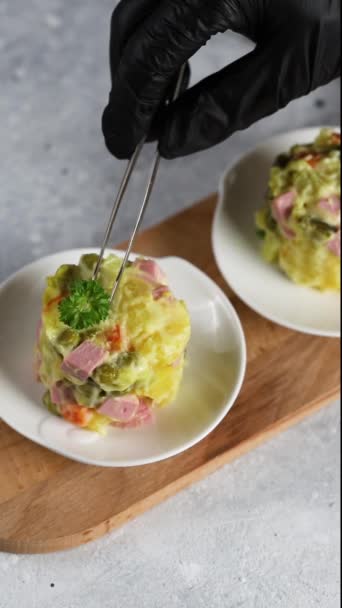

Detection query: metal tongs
xmin=93 ymin=65 xmax=187 ymax=303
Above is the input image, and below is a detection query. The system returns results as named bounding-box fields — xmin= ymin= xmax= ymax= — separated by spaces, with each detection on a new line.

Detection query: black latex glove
xmin=102 ymin=0 xmax=341 ymax=160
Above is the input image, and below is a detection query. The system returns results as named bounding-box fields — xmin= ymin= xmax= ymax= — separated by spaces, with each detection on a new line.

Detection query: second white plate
xmin=212 ymin=127 xmax=341 ymax=338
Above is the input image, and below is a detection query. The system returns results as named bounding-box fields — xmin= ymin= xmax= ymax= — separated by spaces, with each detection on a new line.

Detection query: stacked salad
xmin=35 ymin=254 xmax=191 ymax=434
xmin=256 ymin=129 xmax=341 ymax=291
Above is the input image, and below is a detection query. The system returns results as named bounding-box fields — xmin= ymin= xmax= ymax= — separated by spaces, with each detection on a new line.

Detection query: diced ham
xmin=134 ymin=259 xmax=167 ymax=286
xmin=50 ymin=381 xmax=75 ymax=405
xmin=172 ymin=355 xmax=183 ymax=369
xmin=134 ymin=398 xmax=156 ymax=426
xmin=112 ymin=397 xmax=156 ymax=429
xmin=133 ymin=398 xmax=156 ymax=427
xmin=152 ymin=285 xmax=172 ymax=301
xmin=98 ymin=394 xmax=139 ymax=422
xmin=271 ymin=191 xmax=296 ymax=239
xmin=61 ymin=341 xmax=108 ymax=382
xmin=327 ymin=230 xmax=341 ymax=257
xmin=318 ymin=196 xmax=341 ymax=220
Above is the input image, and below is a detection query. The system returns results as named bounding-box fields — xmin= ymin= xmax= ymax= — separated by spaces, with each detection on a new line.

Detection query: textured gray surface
xmin=0 ymin=0 xmax=340 ymax=282
xmin=0 ymin=403 xmax=340 ymax=608
xmin=0 ymin=1 xmax=341 ymax=606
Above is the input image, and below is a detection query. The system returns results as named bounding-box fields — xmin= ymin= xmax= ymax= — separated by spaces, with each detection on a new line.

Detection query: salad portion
xmin=256 ymin=129 xmax=341 ymax=291
xmin=35 ymin=254 xmax=191 ymax=434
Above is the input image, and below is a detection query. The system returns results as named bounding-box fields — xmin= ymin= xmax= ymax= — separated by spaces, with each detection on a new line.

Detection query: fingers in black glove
xmin=158 ymin=12 xmax=341 ymax=158
xmin=103 ymin=0 xmax=341 ymax=160
xmin=108 ymin=0 xmax=160 ymax=77
xmin=102 ymin=0 xmax=236 ymax=159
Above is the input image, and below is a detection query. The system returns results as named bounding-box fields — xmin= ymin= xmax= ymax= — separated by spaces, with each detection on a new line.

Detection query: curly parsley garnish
xmin=59 ymin=280 xmax=110 ymax=330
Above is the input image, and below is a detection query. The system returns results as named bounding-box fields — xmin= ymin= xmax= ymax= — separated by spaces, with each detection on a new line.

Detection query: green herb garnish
xmin=59 ymin=280 xmax=110 ymax=330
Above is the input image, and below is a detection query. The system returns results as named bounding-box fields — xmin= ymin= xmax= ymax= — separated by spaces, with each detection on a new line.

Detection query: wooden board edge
xmin=2 ymin=388 xmax=339 ymax=554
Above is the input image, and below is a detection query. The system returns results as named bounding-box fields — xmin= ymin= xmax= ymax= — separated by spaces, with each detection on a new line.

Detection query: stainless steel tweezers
xmin=93 ymin=65 xmax=187 ymax=303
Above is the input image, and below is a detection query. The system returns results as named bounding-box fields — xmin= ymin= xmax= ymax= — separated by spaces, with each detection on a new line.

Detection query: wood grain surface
xmin=0 ymin=194 xmax=340 ymax=554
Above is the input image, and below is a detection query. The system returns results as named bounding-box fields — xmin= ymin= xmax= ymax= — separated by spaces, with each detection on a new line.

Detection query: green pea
xmin=96 ymin=364 xmax=119 ymax=385
xmin=116 ymin=352 xmax=137 ymax=368
xmin=58 ymin=328 xmax=80 ymax=349
xmin=55 ymin=265 xmax=81 ymax=291
xmin=80 ymin=254 xmax=100 ymax=272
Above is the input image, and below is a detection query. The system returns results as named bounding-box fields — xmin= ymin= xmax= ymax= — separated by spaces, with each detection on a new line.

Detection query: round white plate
xmin=0 ymin=249 xmax=246 ymax=467
xmin=213 ymin=127 xmax=341 ymax=337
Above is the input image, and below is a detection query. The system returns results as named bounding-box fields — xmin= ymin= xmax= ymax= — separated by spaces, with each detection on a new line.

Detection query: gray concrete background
xmin=0 ymin=0 xmax=340 ymax=282
xmin=0 ymin=404 xmax=340 ymax=608
xmin=0 ymin=1 xmax=340 ymax=606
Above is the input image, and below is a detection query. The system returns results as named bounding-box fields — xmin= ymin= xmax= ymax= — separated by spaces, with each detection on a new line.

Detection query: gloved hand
xmin=102 ymin=0 xmax=341 ymax=160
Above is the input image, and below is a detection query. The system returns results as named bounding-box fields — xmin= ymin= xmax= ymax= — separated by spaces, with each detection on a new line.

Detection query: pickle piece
xmin=79 ymin=254 xmax=100 ymax=279
xmin=95 ymin=364 xmax=119 ymax=386
xmin=74 ymin=382 xmax=103 ymax=407
xmin=58 ymin=328 xmax=80 ymax=348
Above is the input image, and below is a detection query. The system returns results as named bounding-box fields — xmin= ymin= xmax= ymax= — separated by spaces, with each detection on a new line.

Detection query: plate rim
xmin=212 ymin=126 xmax=341 ymax=339
xmin=0 ymin=248 xmax=247 ymax=467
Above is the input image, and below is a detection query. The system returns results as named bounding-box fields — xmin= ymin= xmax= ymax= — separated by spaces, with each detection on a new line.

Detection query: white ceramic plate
xmin=0 ymin=249 xmax=246 ymax=467
xmin=213 ymin=127 xmax=341 ymax=337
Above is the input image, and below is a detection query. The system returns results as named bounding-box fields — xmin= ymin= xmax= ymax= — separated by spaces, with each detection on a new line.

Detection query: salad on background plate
xmin=256 ymin=129 xmax=340 ymax=291
xmin=212 ymin=127 xmax=340 ymax=336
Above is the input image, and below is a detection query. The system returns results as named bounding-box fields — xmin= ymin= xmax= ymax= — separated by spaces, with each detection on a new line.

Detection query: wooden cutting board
xmin=0 ymin=194 xmax=340 ymax=554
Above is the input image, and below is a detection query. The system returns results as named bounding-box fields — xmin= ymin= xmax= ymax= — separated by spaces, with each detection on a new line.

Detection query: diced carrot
xmin=331 ymin=132 xmax=341 ymax=145
xmin=306 ymin=154 xmax=322 ymax=168
xmin=60 ymin=403 xmax=93 ymax=427
xmin=295 ymin=150 xmax=310 ymax=160
xmin=44 ymin=293 xmax=67 ymax=312
xmin=294 ymin=152 xmax=322 ymax=167
xmin=106 ymin=324 xmax=122 ymax=352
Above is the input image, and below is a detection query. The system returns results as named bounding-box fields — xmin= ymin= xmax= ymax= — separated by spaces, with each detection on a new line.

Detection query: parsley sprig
xmin=59 ymin=280 xmax=110 ymax=330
